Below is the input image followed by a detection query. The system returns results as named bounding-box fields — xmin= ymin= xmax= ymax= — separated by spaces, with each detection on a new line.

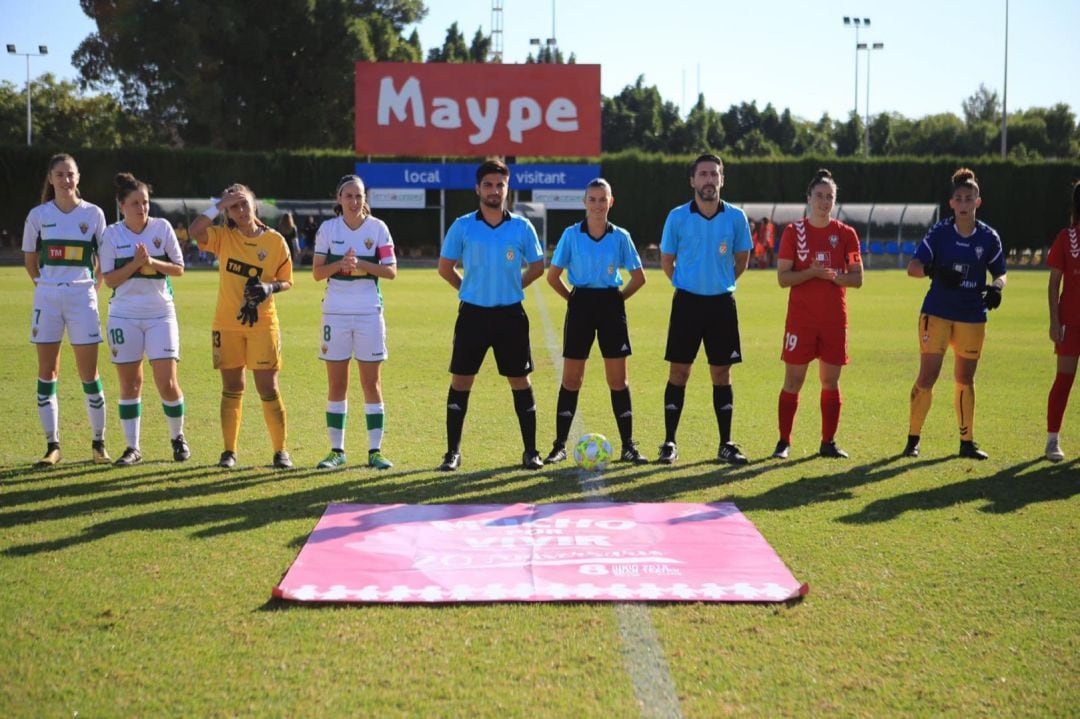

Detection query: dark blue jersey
xmin=914 ymin=218 xmax=1006 ymax=323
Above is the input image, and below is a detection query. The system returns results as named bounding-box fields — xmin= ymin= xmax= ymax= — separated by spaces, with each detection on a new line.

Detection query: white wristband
xmin=201 ymin=202 xmax=220 ymax=220
xmin=992 ymin=278 xmax=1005 ymax=290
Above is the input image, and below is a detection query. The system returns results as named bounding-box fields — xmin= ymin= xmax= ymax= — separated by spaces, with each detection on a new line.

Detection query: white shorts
xmin=107 ymin=314 xmax=181 ymax=363
xmin=319 ymin=312 xmax=387 ymax=362
xmin=30 ymin=282 xmax=102 ymax=345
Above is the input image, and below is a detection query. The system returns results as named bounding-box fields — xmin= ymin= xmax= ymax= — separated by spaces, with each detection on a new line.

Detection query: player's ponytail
xmin=806 ymin=168 xmax=838 ymax=197
xmin=951 ymin=167 xmax=980 ymax=196
xmin=114 ymin=172 xmax=151 ymax=205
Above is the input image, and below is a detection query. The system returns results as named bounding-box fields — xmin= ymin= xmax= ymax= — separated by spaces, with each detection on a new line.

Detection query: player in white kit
xmin=99 ymin=173 xmax=190 ymax=466
xmin=312 ymin=175 xmax=398 ymax=470
xmin=22 ymin=153 xmax=110 ymax=466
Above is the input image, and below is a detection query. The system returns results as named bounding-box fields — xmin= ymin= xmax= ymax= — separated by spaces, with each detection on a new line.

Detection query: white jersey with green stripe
xmin=22 ymin=200 xmax=107 ymax=285
xmin=99 ymin=218 xmax=184 ymax=319
xmin=314 ymin=215 xmax=396 ymax=315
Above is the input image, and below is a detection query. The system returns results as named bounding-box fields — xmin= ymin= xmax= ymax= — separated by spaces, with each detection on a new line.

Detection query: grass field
xmin=0 ymin=265 xmax=1076 ymax=718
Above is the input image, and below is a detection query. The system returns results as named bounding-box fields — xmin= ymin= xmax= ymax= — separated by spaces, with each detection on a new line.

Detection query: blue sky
xmin=3 ymin=0 xmax=1077 ymax=123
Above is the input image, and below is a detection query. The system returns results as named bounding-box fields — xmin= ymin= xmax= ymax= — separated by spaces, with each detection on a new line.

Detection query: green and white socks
xmin=325 ymin=400 xmax=386 ymax=452
xmin=120 ymin=397 xmax=185 ymax=451
xmin=83 ymin=378 xmax=107 ymax=441
xmin=37 ymin=378 xmax=59 ymax=443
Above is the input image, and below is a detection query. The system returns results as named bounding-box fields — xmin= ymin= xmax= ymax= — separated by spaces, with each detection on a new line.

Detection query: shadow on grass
xmin=0 ymin=458 xmax=595 ymax=556
xmin=837 ymin=457 xmax=1080 ymax=524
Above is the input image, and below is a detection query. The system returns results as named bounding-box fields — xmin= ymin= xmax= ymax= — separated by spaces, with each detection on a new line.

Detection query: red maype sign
xmin=355 ymin=62 xmax=601 ymax=157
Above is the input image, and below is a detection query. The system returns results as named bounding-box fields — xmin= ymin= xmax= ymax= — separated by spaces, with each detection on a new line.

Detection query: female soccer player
xmin=1044 ymin=180 xmax=1080 ymax=462
xmin=189 ymin=184 xmax=294 ymax=469
xmin=904 ymin=168 xmax=1007 ymax=460
xmin=99 ymin=173 xmax=189 ymax=466
xmin=773 ymin=169 xmax=863 ymax=459
xmin=312 ymin=175 xmax=397 ymax=470
xmin=543 ymin=178 xmax=648 ymax=465
xmin=22 ymin=153 xmax=110 ymax=466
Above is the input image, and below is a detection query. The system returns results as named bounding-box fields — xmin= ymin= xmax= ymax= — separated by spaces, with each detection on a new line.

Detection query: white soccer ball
xmin=574 ymin=433 xmax=613 ymax=471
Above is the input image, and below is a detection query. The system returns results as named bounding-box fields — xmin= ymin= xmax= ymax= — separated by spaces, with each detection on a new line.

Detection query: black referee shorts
xmin=664 ymin=289 xmax=742 ymax=366
xmin=449 ymin=301 xmax=534 ymax=377
xmin=562 ymin=287 xmax=631 ymax=360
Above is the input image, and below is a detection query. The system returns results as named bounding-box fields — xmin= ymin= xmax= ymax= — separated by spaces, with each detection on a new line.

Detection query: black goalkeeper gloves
xmin=982 ymin=285 xmax=1003 ymax=310
xmin=237 ymin=300 xmax=259 ymax=327
xmin=237 ymin=276 xmax=282 ymax=327
xmin=925 ymin=264 xmax=964 ymax=288
xmin=244 ymin=277 xmax=281 ymax=304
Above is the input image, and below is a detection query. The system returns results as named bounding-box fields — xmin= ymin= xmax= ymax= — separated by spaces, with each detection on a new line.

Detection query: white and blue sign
xmin=355 ymin=162 xmax=600 ymax=190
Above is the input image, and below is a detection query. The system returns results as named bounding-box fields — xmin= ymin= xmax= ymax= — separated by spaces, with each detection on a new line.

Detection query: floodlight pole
xmin=860 ymin=42 xmax=884 ymax=157
xmin=842 ymin=17 xmax=870 ymax=121
xmin=6 ymin=44 xmax=48 ymax=146
xmin=1000 ymin=0 xmax=1009 ymax=158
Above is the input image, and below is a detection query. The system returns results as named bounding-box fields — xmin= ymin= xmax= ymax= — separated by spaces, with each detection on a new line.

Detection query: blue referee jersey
xmin=915 ymin=218 xmax=1006 ymax=323
xmin=660 ymin=201 xmax=753 ymax=295
xmin=441 ymin=210 xmax=544 ymax=307
xmin=551 ymin=221 xmax=643 ymax=289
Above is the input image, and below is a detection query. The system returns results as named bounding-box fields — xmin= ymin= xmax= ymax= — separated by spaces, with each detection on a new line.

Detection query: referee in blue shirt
xmin=437 ymin=160 xmax=546 ymax=471
xmin=658 ymin=153 xmax=754 ymax=465
xmin=543 ymin=178 xmax=649 ymax=465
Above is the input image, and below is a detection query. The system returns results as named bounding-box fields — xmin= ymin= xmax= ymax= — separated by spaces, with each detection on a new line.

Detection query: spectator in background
xmin=759 ymin=217 xmax=776 ymax=267
xmin=278 ymin=211 xmax=300 ymax=264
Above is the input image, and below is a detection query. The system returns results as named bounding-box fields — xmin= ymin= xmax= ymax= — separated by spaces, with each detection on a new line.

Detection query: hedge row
xmin=2 ymin=145 xmax=1077 ymax=252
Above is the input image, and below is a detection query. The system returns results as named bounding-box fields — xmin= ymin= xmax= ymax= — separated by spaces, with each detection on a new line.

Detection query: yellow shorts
xmin=918 ymin=314 xmax=985 ymax=360
xmin=212 ymin=328 xmax=283 ymax=370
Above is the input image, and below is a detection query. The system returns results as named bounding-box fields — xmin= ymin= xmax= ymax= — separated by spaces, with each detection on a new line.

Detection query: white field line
xmin=531 ymin=282 xmax=683 ymax=719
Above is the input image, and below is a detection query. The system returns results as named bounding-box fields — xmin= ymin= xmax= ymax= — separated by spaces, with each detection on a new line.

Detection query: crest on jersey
xmin=364 ymin=239 xmax=374 ymax=250
xmin=505 ymin=247 xmax=515 ymax=262
xmin=829 ymin=234 xmax=839 ymax=248
xmin=321 ymin=344 xmax=328 ymax=355
xmin=257 ymin=249 xmax=268 ymax=261
xmin=607 ymin=264 xmax=615 ymax=275
xmin=32 ymin=327 xmax=38 ymax=338
xmin=153 ymin=237 xmax=162 ymax=249
xmin=111 ymin=346 xmax=118 ymax=357
xmin=79 ymin=223 xmax=89 ymax=235
xmin=718 ymin=243 xmax=728 ymax=256
xmin=974 ymin=246 xmax=984 ymax=260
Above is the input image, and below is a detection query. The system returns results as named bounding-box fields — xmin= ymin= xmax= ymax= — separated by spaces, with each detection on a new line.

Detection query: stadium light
xmin=529 ymin=0 xmax=558 ymax=63
xmin=842 ymin=17 xmax=870 ymax=121
xmin=1001 ymin=0 xmax=1009 ymax=158
xmin=6 ymin=43 xmax=48 ymax=146
xmin=857 ymin=41 xmax=885 ymax=156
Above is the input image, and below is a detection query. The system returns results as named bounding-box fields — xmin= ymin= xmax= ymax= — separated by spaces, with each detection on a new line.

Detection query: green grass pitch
xmin=0 ymin=265 xmax=1076 ymax=717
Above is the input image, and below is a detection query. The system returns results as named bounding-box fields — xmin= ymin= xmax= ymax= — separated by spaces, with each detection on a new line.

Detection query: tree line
xmin=0 ymin=0 xmax=1074 ymax=159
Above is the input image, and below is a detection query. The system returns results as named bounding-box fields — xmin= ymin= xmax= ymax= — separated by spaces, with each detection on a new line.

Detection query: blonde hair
xmin=221 ymin=183 xmax=267 ymax=229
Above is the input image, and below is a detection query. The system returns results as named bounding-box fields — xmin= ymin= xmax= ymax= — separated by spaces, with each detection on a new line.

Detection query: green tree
xmin=0 ymin=74 xmax=152 ymax=148
xmin=73 ymin=0 xmax=428 ymax=149
xmin=961 ymin=83 xmax=1001 ymax=125
xmin=600 ymin=76 xmax=683 ymax=153
xmin=833 ymin=112 xmax=864 ymax=156
xmin=427 ymin=22 xmax=469 ymax=62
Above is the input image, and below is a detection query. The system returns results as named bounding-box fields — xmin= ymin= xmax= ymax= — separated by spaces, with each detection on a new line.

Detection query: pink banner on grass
xmin=273 ymin=503 xmax=808 ymax=603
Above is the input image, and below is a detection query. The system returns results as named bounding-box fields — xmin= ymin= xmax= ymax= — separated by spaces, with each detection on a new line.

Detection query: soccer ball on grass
xmin=574 ymin=433 xmax=613 ymax=471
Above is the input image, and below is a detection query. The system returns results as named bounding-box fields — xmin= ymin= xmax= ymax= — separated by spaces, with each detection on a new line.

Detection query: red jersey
xmin=778 ymin=219 xmax=861 ymax=327
xmin=1047 ymin=225 xmax=1080 ymax=323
